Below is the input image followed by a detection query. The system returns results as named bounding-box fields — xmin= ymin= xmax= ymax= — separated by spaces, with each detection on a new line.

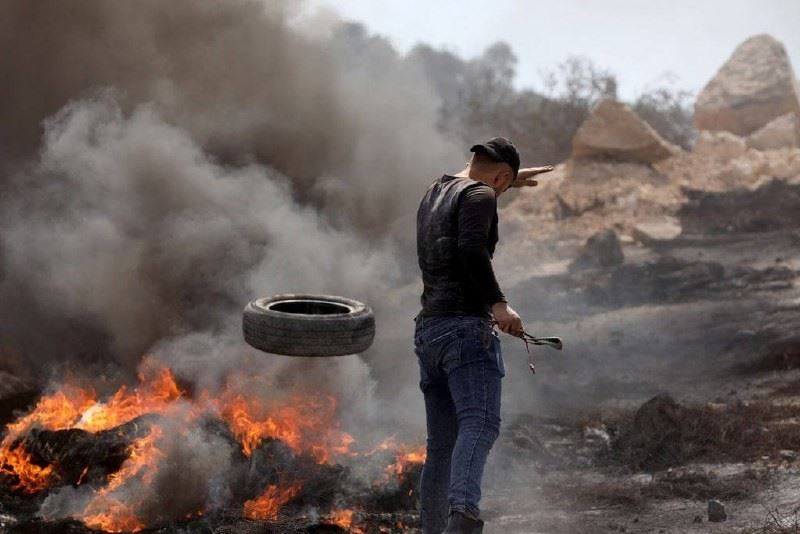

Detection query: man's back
xmin=417 ymin=174 xmax=503 ymax=318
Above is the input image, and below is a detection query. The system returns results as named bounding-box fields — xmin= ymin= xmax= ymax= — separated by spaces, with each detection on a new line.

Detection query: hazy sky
xmin=311 ymin=0 xmax=800 ymax=100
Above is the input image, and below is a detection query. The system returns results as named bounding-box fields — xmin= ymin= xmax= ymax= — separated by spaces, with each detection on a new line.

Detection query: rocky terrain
xmin=480 ymin=34 xmax=800 ymax=533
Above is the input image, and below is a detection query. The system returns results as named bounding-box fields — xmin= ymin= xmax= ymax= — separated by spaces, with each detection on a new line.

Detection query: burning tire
xmin=242 ymin=294 xmax=375 ymax=356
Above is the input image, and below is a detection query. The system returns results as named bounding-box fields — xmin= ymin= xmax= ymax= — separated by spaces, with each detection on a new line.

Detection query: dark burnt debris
xmin=600 ymin=394 xmax=800 ymax=471
xmin=535 ymin=393 xmax=798 ymax=513
xmin=0 ymin=415 xmax=423 ymax=533
xmin=552 ymin=468 xmax=767 ymax=511
xmin=737 ymin=336 xmax=800 ymax=374
xmin=678 ymin=180 xmax=800 ymax=235
xmin=512 ymin=251 xmax=794 ymax=322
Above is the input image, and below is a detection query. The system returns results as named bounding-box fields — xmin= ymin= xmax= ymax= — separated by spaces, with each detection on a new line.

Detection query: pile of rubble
xmin=492 ymin=34 xmax=800 ymax=533
xmin=501 ymin=34 xmax=800 ymax=271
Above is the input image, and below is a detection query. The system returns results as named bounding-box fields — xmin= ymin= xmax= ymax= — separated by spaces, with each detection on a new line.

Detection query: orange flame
xmin=385 ymin=444 xmax=427 ymax=480
xmin=0 ymin=385 xmax=95 ymax=493
xmin=328 ymin=509 xmax=354 ymax=528
xmin=365 ymin=437 xmax=426 ymax=480
xmin=5 ymin=386 xmax=96 ymax=437
xmin=243 ymin=482 xmax=303 ymax=520
xmin=81 ymin=498 xmax=146 ymax=533
xmin=0 ymin=359 xmax=181 ymax=495
xmin=78 ymin=426 xmax=165 ymax=532
xmin=107 ymin=425 xmax=165 ymax=491
xmin=76 ymin=361 xmax=183 ymax=432
xmin=0 ymin=444 xmax=55 ymax=493
xmin=0 ymin=358 xmax=428 ymax=531
xmin=218 ymin=392 xmax=353 ymax=463
xmin=327 ymin=509 xmax=367 ymax=533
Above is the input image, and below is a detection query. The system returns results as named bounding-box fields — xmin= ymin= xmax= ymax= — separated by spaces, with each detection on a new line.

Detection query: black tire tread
xmin=242 ymin=294 xmax=375 ymax=357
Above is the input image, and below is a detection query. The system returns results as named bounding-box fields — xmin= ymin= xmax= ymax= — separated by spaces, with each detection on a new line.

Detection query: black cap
xmin=470 ymin=137 xmax=520 ymax=177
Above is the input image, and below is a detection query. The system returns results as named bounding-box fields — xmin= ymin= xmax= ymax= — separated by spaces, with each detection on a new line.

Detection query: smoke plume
xmin=0 ymin=3 xmax=467 ymax=521
xmin=0 ymin=0 xmax=459 ymax=382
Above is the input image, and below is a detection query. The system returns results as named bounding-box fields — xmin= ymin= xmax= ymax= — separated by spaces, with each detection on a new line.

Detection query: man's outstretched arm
xmin=510 ymin=165 xmax=555 ymax=188
xmin=456 ymin=186 xmax=523 ymax=336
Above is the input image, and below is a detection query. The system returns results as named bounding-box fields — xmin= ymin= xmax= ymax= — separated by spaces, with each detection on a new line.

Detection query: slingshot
xmin=490 ymin=321 xmax=563 ymax=374
xmin=517 ymin=331 xmax=563 ymax=374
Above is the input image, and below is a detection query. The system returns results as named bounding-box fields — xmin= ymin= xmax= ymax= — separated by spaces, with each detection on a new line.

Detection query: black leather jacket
xmin=416 ymin=175 xmax=503 ymax=317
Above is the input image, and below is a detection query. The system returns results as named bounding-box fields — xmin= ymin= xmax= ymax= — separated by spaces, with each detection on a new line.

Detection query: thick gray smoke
xmin=0 ymin=1 xmax=457 ymax=228
xmin=0 ymin=1 xmax=461 ymax=522
xmin=2 ymin=97 xmax=400 ymax=368
xmin=0 ymin=0 xmax=460 ymax=379
xmin=38 ymin=408 xmax=237 ymax=525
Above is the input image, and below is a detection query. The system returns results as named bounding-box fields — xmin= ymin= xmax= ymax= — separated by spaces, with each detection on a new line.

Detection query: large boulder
xmin=633 ymin=216 xmax=682 ymax=243
xmin=572 ymin=99 xmax=680 ymax=163
xmin=613 ymin=394 xmax=689 ymax=470
xmin=746 ymin=112 xmax=800 ymax=150
xmin=569 ymin=229 xmax=624 ymax=272
xmin=694 ymin=35 xmax=800 ymax=136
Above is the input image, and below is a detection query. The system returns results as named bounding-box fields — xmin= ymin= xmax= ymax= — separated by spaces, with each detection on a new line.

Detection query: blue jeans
xmin=413 ymin=314 xmax=504 ymax=534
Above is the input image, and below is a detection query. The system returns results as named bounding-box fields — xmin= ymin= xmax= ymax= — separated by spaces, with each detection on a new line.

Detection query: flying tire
xmin=243 ymin=294 xmax=375 ymax=357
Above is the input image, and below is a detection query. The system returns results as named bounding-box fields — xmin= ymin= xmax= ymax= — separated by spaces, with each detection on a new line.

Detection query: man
xmin=414 ymin=137 xmax=552 ymax=534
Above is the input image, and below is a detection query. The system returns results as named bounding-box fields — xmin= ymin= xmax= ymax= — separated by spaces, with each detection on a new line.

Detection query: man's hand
xmin=510 ymin=165 xmax=555 ymax=188
xmin=491 ymin=302 xmax=523 ymax=337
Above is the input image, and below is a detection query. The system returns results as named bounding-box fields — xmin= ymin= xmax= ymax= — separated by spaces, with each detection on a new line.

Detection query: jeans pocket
xmin=439 ymin=332 xmax=464 ymax=375
xmin=429 ymin=329 xmax=457 ymax=345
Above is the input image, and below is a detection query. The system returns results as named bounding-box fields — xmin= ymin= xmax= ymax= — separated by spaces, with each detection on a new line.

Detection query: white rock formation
xmin=694 ymin=35 xmax=800 ymax=136
xmin=746 ymin=113 xmax=800 ymax=150
xmin=572 ymin=99 xmax=679 ymax=163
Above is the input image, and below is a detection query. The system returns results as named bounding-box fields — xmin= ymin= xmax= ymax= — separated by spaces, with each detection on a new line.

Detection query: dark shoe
xmin=443 ymin=510 xmax=484 ymax=534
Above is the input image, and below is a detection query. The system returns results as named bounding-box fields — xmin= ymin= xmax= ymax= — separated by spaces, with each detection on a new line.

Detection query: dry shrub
xmin=743 ymin=506 xmax=800 ymax=534
xmin=606 ymin=394 xmax=800 ymax=470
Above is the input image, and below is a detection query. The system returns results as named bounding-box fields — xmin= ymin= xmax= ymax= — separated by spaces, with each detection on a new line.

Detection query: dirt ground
xmin=477 ymin=190 xmax=800 ymax=533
